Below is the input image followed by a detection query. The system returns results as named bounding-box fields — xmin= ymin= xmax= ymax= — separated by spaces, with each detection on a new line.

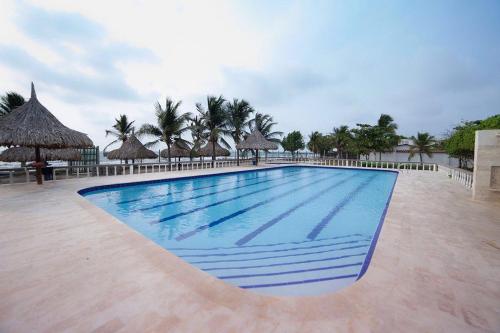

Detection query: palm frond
xmin=143 ymin=139 xmax=161 ymax=148
xmin=220 ymin=137 xmax=232 ymax=149
xmin=103 ymin=139 xmax=120 ymax=153
xmin=137 ymin=124 xmax=163 ymax=138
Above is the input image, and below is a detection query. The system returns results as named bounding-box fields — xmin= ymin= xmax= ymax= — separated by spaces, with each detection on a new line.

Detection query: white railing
xmin=438 ymin=165 xmax=473 ymax=189
xmin=268 ymin=157 xmax=439 ymax=171
xmin=0 ymin=159 xmax=253 ymax=185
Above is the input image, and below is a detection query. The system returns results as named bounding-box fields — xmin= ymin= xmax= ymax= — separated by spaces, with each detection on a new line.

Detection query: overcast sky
xmin=0 ymin=0 xmax=499 ymax=149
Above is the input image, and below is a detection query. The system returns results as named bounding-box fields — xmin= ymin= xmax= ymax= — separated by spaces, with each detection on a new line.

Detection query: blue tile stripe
xmin=116 ymin=173 xmax=262 ymax=204
xmin=240 ymin=274 xmax=358 ymax=289
xmin=307 ymin=174 xmax=379 ymax=240
xmin=189 ymin=244 xmax=369 ymax=264
xmin=167 ymin=233 xmax=366 ymax=251
xmin=179 ymin=239 xmax=370 ymax=258
xmin=202 ymin=252 xmax=367 ymax=271
xmin=119 ymin=177 xmax=258 ymax=204
xmin=173 ymin=173 xmax=337 ymax=240
xmin=135 ymin=169 xmax=306 ymax=212
xmin=235 ymin=173 xmax=360 ymax=246
xmin=153 ymin=171 xmax=333 ymax=226
xmin=78 ymin=165 xmax=297 ymax=196
xmin=218 ymin=262 xmax=363 ymax=279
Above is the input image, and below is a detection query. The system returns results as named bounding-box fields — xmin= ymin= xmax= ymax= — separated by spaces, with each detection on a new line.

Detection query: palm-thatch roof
xmin=107 ymin=134 xmax=157 ymax=160
xmin=198 ymin=141 xmax=230 ymax=157
xmin=160 ymin=141 xmax=191 ymax=158
xmin=236 ymin=129 xmax=278 ymax=150
xmin=0 ymin=83 xmax=93 ymax=148
xmin=0 ymin=147 xmax=81 ymax=162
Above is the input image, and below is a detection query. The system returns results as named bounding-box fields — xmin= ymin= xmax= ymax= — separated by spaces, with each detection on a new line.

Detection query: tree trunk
xmin=35 ymin=146 xmax=42 ymax=185
xmin=237 ymin=149 xmax=240 ymax=166
xmin=212 ymin=140 xmax=216 ymax=168
xmin=419 ymin=152 xmax=423 ymax=165
xmin=167 ymin=142 xmax=171 ymax=171
xmin=256 ymin=149 xmax=259 ymax=166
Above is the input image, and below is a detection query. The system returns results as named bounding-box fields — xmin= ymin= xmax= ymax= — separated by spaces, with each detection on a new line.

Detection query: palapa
xmin=198 ymin=140 xmax=230 ymax=157
xmin=0 ymin=83 xmax=93 ymax=184
xmin=236 ymin=129 xmax=278 ymax=165
xmin=107 ymin=134 xmax=157 ymax=161
xmin=160 ymin=141 xmax=191 ymax=159
xmin=0 ymin=83 xmax=93 ymax=149
xmin=0 ymin=147 xmax=81 ymax=162
xmin=236 ymin=129 xmax=278 ymax=150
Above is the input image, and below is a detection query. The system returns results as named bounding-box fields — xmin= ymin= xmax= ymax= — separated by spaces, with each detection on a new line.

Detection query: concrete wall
xmin=472 ymin=130 xmax=500 ymax=202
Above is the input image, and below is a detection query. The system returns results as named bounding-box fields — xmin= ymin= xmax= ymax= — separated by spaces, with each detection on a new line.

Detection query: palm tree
xmin=226 ymin=98 xmax=254 ymax=166
xmin=104 ymin=114 xmax=135 ymax=155
xmin=249 ymin=113 xmax=282 ymax=143
xmin=332 ymin=125 xmax=352 ymax=159
xmin=307 ymin=131 xmax=322 ymax=157
xmin=375 ymin=114 xmax=399 ymax=161
xmin=0 ymin=92 xmax=25 ymax=116
xmin=138 ymin=98 xmax=191 ymax=169
xmin=188 ymin=115 xmax=207 ymax=161
xmin=409 ymin=132 xmax=435 ymax=164
xmin=196 ymin=95 xmax=231 ymax=167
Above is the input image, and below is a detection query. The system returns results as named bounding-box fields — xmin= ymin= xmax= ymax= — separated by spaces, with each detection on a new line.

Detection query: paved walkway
xmin=0 ymin=166 xmax=499 ymax=332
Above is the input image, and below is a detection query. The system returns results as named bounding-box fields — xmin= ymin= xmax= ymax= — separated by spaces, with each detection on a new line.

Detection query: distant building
xmin=364 ymin=139 xmax=458 ymax=167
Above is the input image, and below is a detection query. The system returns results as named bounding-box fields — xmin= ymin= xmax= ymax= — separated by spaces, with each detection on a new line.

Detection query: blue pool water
xmin=80 ymin=166 xmax=398 ymax=296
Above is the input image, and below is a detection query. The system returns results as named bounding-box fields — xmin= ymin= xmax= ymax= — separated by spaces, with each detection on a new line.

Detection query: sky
xmin=0 ymin=0 xmax=499 ymax=149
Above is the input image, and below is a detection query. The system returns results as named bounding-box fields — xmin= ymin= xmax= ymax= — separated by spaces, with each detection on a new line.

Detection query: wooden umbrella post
xmin=35 ymin=146 xmax=42 ymax=185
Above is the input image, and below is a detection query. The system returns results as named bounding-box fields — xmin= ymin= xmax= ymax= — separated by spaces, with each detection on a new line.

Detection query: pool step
xmin=169 ymin=233 xmax=372 ymax=296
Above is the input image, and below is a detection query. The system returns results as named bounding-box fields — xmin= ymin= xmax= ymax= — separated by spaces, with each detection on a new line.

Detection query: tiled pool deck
xmin=0 ymin=165 xmax=499 ymax=332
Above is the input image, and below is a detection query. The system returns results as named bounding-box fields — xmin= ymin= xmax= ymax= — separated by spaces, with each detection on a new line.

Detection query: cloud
xmin=0 ymin=45 xmax=143 ymax=102
xmin=17 ymin=3 xmax=104 ymax=44
xmin=1 ymin=0 xmax=500 ymax=149
xmin=0 ymin=2 xmax=157 ymax=103
xmin=221 ymin=66 xmax=344 ymax=107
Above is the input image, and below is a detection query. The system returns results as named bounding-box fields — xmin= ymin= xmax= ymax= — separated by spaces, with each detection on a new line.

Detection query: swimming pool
xmin=80 ymin=166 xmax=398 ymax=296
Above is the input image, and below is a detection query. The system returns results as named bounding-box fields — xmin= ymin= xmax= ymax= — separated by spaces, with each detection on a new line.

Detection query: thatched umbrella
xmin=160 ymin=141 xmax=191 ymax=161
xmin=107 ymin=134 xmax=157 ymax=162
xmin=0 ymin=83 xmax=93 ymax=184
xmin=198 ymin=140 xmax=230 ymax=158
xmin=0 ymin=147 xmax=81 ymax=162
xmin=236 ymin=129 xmax=278 ymax=165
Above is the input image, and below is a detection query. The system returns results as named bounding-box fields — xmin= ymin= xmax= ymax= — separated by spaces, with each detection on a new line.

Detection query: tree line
xmin=1 ymin=89 xmax=498 ymax=169
xmin=104 ymin=96 xmax=281 ymax=167
xmin=281 ymin=114 xmax=434 ymax=164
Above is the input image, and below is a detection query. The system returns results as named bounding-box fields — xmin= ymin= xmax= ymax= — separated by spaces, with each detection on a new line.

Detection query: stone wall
xmin=472 ymin=130 xmax=500 ymax=202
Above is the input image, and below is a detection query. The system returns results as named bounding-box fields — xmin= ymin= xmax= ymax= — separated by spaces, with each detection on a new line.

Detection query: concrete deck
xmin=0 ymin=166 xmax=499 ymax=332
